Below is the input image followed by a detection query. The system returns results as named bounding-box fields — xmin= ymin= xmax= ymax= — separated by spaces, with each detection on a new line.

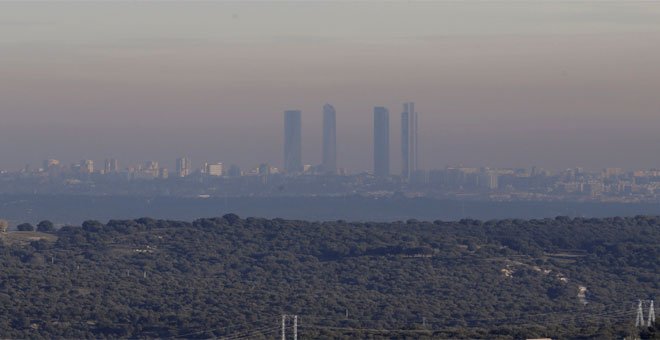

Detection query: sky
xmin=1 ymin=1 xmax=660 ymax=173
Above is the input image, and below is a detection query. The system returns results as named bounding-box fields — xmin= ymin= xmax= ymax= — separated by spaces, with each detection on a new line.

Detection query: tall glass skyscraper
xmin=284 ymin=110 xmax=303 ymax=174
xmin=322 ymin=104 xmax=337 ymax=174
xmin=373 ymin=106 xmax=390 ymax=177
xmin=401 ymin=102 xmax=418 ymax=179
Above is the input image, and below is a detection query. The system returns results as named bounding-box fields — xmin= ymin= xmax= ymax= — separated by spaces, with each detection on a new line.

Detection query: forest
xmin=0 ymin=214 xmax=658 ymax=339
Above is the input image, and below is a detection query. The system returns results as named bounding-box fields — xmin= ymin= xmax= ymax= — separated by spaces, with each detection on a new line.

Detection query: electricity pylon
xmin=636 ymin=300 xmax=645 ymax=327
xmin=648 ymin=300 xmax=656 ymax=327
xmin=281 ymin=314 xmax=298 ymax=340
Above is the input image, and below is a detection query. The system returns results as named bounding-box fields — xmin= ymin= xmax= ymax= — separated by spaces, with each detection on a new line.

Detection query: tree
xmin=37 ymin=220 xmax=55 ymax=232
xmin=82 ymin=220 xmax=103 ymax=232
xmin=16 ymin=223 xmax=34 ymax=232
xmin=222 ymin=213 xmax=241 ymax=225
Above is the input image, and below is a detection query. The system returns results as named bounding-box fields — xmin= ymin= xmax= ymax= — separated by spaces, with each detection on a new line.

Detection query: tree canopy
xmin=0 ymin=215 xmax=657 ymax=339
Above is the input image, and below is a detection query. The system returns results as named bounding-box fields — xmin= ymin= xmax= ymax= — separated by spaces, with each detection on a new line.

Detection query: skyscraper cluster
xmin=282 ymin=102 xmax=419 ymax=178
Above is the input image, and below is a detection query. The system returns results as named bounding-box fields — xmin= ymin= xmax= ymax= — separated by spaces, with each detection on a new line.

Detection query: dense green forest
xmin=0 ymin=215 xmax=658 ymax=339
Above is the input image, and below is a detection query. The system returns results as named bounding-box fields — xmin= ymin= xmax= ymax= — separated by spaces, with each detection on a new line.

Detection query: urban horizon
xmin=4 ymin=101 xmax=660 ymax=175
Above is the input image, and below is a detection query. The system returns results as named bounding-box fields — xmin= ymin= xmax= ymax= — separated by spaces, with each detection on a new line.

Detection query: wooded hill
xmin=0 ymin=215 xmax=658 ymax=339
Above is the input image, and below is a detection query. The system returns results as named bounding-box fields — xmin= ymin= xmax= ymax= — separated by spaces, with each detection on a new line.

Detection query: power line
xmin=223 ymin=326 xmax=280 ymax=340
xmin=176 ymin=300 xmax=650 ymax=339
xmin=297 ymin=305 xmax=635 ymax=335
xmin=173 ymin=316 xmax=278 ymax=339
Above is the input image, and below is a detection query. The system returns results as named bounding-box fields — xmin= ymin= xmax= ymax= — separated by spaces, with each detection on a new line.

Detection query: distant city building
xmin=83 ymin=159 xmax=94 ymax=174
xmin=480 ymin=171 xmax=499 ymax=190
xmin=401 ymin=102 xmax=419 ymax=179
xmin=373 ymin=106 xmax=390 ymax=177
xmin=322 ymin=104 xmax=337 ymax=174
xmin=604 ymin=167 xmax=624 ymax=178
xmin=176 ymin=157 xmax=191 ymax=177
xmin=104 ymin=158 xmax=119 ymax=173
xmin=411 ymin=169 xmax=428 ymax=185
xmin=284 ymin=110 xmax=303 ymax=174
xmin=206 ymin=163 xmax=224 ymax=176
xmin=227 ymin=164 xmax=242 ymax=177
xmin=159 ymin=168 xmax=169 ymax=179
xmin=258 ymin=163 xmax=271 ymax=176
xmin=81 ymin=160 xmax=94 ymax=174
xmin=144 ymin=161 xmax=159 ymax=178
xmin=43 ymin=159 xmax=60 ymax=172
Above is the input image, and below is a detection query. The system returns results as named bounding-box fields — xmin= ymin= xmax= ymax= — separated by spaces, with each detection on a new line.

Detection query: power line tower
xmin=280 ymin=314 xmax=299 ymax=340
xmin=648 ymin=300 xmax=656 ymax=327
xmin=636 ymin=300 xmax=645 ymax=327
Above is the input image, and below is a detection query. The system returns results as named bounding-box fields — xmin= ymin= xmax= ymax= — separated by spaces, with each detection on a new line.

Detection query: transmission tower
xmin=636 ymin=300 xmax=645 ymax=327
xmin=648 ymin=300 xmax=656 ymax=327
xmin=280 ymin=314 xmax=298 ymax=340
xmin=293 ymin=315 xmax=298 ymax=340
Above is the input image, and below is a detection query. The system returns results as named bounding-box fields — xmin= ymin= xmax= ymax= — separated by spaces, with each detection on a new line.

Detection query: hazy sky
xmin=2 ymin=1 xmax=660 ymax=172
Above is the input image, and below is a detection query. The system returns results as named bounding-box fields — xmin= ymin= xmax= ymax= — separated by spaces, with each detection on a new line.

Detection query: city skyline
xmin=7 ymin=95 xmax=660 ymax=175
xmin=2 ymin=2 xmax=660 ymax=172
xmin=10 ymin=153 xmax=660 ymax=207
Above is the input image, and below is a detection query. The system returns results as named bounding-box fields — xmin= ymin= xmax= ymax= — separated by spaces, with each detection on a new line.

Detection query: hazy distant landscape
xmin=2 ymin=1 xmax=659 ymax=339
xmin=5 ymin=194 xmax=660 ymax=226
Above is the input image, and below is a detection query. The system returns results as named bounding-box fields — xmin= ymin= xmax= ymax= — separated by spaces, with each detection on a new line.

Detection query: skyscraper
xmin=401 ymin=102 xmax=419 ymax=179
xmin=373 ymin=106 xmax=390 ymax=177
xmin=284 ymin=110 xmax=302 ymax=174
xmin=176 ymin=157 xmax=191 ymax=177
xmin=322 ymin=104 xmax=337 ymax=174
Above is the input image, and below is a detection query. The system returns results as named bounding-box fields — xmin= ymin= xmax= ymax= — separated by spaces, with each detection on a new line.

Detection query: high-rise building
xmin=176 ymin=157 xmax=191 ymax=177
xmin=206 ymin=163 xmax=224 ymax=176
xmin=284 ymin=110 xmax=302 ymax=174
xmin=373 ymin=106 xmax=390 ymax=177
xmin=322 ymin=104 xmax=337 ymax=174
xmin=104 ymin=158 xmax=119 ymax=174
xmin=401 ymin=102 xmax=419 ymax=179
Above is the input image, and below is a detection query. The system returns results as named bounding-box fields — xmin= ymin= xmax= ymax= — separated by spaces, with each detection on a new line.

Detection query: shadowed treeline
xmin=3 ymin=194 xmax=660 ymax=225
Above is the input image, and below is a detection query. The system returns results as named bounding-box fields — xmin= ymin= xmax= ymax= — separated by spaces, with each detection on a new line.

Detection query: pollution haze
xmin=2 ymin=1 xmax=660 ymax=172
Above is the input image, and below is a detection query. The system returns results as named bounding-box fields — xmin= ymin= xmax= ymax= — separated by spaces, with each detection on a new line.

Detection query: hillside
xmin=0 ymin=215 xmax=658 ymax=339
